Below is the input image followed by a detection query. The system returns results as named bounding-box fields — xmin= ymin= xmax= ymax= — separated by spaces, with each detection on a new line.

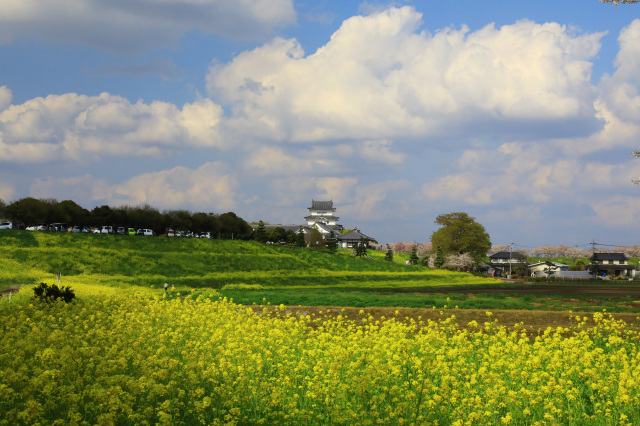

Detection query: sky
xmin=1 ymin=0 xmax=640 ymax=249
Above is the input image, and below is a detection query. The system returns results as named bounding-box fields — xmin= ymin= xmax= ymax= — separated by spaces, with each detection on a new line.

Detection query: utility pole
xmin=590 ymin=239 xmax=598 ymax=279
xmin=509 ymin=242 xmax=513 ymax=277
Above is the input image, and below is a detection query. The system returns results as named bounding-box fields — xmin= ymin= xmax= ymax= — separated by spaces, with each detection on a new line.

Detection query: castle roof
xmin=309 ymin=200 xmax=335 ymax=211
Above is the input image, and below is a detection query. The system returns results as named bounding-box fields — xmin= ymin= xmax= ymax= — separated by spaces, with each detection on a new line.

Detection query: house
xmin=529 ymin=262 xmax=569 ymax=278
xmin=589 ymin=253 xmax=636 ymax=278
xmin=338 ymin=228 xmax=376 ymax=249
xmin=487 ymin=251 xmax=528 ymax=277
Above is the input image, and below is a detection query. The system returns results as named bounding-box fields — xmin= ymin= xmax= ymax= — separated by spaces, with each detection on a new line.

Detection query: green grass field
xmin=0 ymin=229 xmax=498 ymax=290
xmin=2 ymin=229 xmax=640 ymax=312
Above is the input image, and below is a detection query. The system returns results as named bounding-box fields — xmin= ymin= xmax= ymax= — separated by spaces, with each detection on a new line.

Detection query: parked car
xmin=116 ymin=227 xmax=126 ymax=235
xmin=93 ymin=228 xmax=101 ymax=234
xmin=101 ymin=226 xmax=113 ymax=234
xmin=200 ymin=232 xmax=211 ymax=239
xmin=127 ymin=228 xmax=136 ymax=236
xmin=26 ymin=225 xmax=38 ymax=231
xmin=82 ymin=226 xmax=91 ymax=233
xmin=72 ymin=225 xmax=82 ymax=233
xmin=49 ymin=223 xmax=68 ymax=232
xmin=141 ymin=229 xmax=154 ymax=236
xmin=0 ymin=222 xmax=12 ymax=230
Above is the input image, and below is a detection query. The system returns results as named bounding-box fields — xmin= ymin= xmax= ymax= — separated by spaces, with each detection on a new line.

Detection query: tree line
xmin=0 ymin=197 xmax=253 ymax=239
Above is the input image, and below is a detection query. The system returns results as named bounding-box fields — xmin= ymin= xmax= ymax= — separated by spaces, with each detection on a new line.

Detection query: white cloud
xmin=421 ymin=138 xmax=640 ymax=206
xmin=0 ymin=92 xmax=225 ymax=163
xmin=30 ymin=162 xmax=239 ymax=211
xmin=0 ymin=86 xmax=11 ymax=112
xmin=341 ymin=180 xmax=410 ymax=221
xmin=242 ymin=139 xmax=405 ymax=176
xmin=0 ymin=0 xmax=296 ymax=53
xmin=270 ymin=176 xmax=358 ymax=206
xmin=0 ymin=181 xmax=15 ymax=202
xmin=207 ymin=6 xmax=604 ymax=144
xmin=598 ymin=19 xmax=640 ymax=124
xmin=591 ymin=195 xmax=640 ymax=228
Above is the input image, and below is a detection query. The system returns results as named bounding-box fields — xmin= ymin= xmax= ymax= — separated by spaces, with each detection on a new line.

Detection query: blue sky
xmin=1 ymin=0 xmax=640 ymax=248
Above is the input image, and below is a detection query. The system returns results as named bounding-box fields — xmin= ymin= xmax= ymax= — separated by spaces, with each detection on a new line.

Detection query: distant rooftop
xmin=309 ymin=200 xmax=335 ymax=211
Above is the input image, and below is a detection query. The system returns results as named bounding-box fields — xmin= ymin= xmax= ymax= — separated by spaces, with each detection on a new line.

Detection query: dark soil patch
xmin=249 ymin=305 xmax=640 ymax=333
xmin=425 ymin=285 xmax=640 ymax=298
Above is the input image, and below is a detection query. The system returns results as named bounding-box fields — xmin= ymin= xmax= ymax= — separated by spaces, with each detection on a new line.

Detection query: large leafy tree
xmin=5 ymin=197 xmax=56 ymax=226
xmin=430 ymin=212 xmax=491 ymax=262
xmin=58 ymin=200 xmax=90 ymax=226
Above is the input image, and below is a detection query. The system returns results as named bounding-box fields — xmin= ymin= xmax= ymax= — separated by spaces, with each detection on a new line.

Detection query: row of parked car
xmin=166 ymin=229 xmax=211 ymax=238
xmin=1 ymin=222 xmax=213 ymax=238
xmin=98 ymin=226 xmax=155 ymax=236
xmin=13 ymin=223 xmax=155 ymax=236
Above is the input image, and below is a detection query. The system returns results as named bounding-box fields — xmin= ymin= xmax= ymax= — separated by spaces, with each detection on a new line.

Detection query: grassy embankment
xmin=1 ymin=229 xmax=640 ymax=312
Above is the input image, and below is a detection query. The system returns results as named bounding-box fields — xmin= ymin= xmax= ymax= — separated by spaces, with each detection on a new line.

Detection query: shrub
xmin=33 ymin=282 xmax=76 ymax=303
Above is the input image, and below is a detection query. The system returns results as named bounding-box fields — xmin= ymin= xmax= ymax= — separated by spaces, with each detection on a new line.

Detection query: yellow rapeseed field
xmin=1 ymin=283 xmax=640 ymax=425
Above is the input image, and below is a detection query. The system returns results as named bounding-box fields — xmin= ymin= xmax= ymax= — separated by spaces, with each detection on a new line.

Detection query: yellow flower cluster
xmin=1 ymin=291 xmax=639 ymax=425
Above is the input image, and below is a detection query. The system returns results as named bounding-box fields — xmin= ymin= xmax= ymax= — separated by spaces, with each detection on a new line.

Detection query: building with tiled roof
xmin=589 ymin=253 xmax=636 ymax=277
xmin=305 ymin=199 xmax=340 ymax=226
xmin=250 ymin=199 xmax=376 ymax=248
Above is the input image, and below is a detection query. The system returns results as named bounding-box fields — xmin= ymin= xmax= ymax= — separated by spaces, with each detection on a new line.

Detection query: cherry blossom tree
xmin=444 ymin=253 xmax=474 ymax=271
xmin=601 ymin=0 xmax=638 ymax=5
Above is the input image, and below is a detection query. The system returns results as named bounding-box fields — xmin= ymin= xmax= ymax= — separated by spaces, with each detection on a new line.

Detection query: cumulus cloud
xmin=0 ymin=0 xmax=296 ymax=53
xmin=422 ymin=141 xmax=637 ymax=206
xmin=0 ymin=86 xmax=11 ymax=112
xmin=591 ymin=195 xmax=640 ymax=228
xmin=242 ymin=140 xmax=405 ymax=176
xmin=270 ymin=176 xmax=358 ymax=207
xmin=30 ymin=162 xmax=239 ymax=211
xmin=598 ymin=19 xmax=640 ymax=123
xmin=0 ymin=92 xmax=225 ymax=163
xmin=341 ymin=180 xmax=410 ymax=221
xmin=207 ymin=6 xmax=605 ymax=144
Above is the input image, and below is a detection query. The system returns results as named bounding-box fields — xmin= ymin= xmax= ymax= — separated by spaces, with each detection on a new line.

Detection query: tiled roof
xmin=304 ymin=214 xmax=340 ymax=221
xmin=489 ymin=251 xmax=527 ymax=260
xmin=590 ymin=253 xmax=627 ymax=261
xmin=339 ymin=228 xmax=375 ymax=241
xmin=309 ymin=200 xmax=335 ymax=211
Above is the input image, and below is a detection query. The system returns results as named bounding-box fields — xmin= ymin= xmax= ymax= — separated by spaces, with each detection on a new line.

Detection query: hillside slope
xmin=0 ymin=230 xmax=498 ymax=288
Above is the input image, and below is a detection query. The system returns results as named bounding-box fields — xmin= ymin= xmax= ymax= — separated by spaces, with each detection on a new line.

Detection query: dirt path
xmin=422 ymin=284 xmax=640 ymax=298
xmin=0 ymin=285 xmax=20 ymax=297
